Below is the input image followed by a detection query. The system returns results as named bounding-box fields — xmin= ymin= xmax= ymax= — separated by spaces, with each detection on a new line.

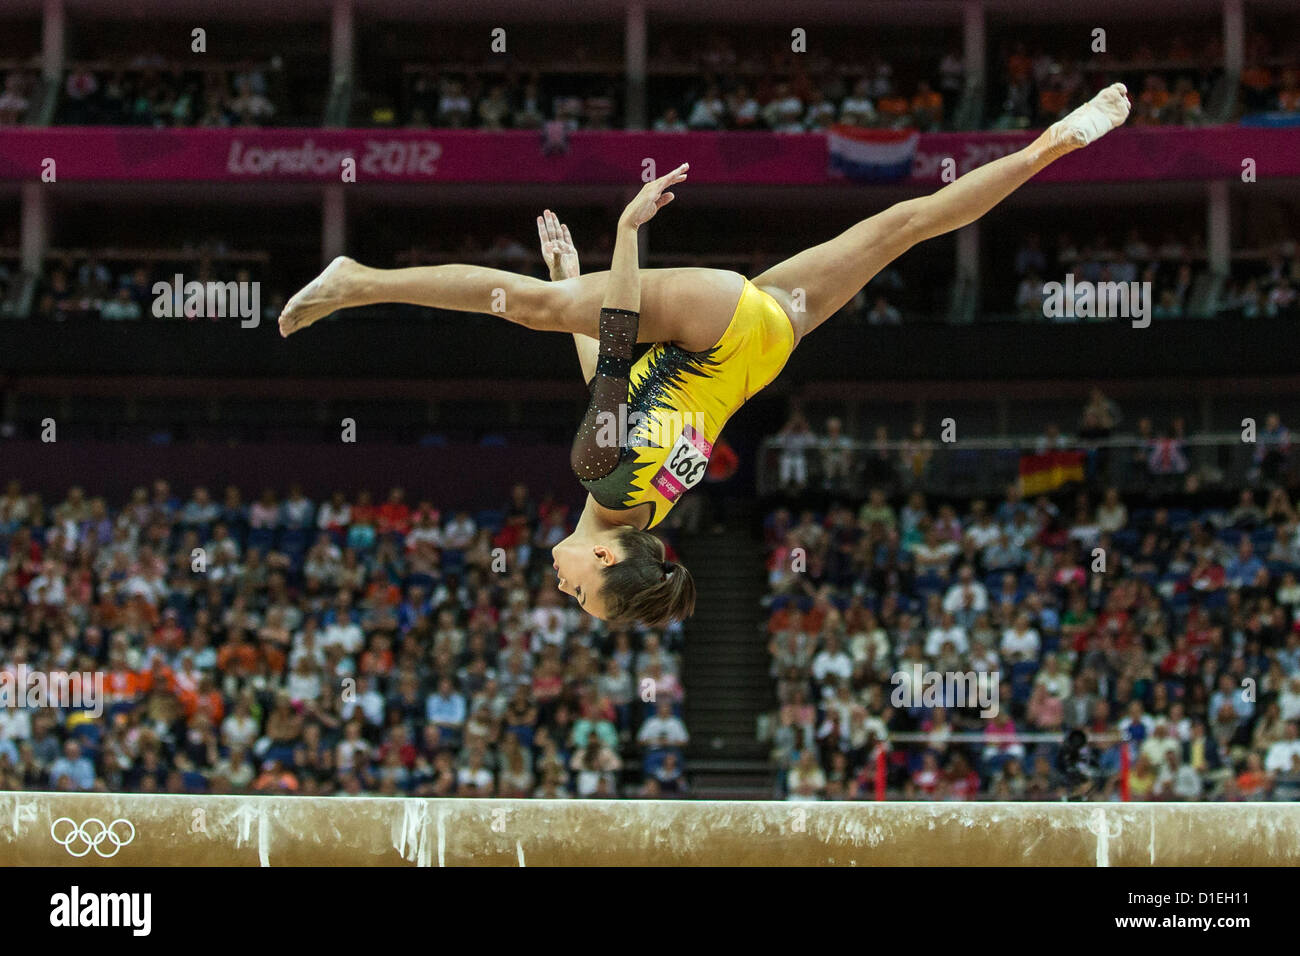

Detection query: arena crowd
xmin=0 ymin=481 xmax=690 ymax=799
xmin=762 ymin=412 xmax=1300 ymax=801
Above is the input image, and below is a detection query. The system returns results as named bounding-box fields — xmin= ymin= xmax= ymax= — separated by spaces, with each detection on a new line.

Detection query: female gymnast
xmin=279 ymin=83 xmax=1131 ymax=628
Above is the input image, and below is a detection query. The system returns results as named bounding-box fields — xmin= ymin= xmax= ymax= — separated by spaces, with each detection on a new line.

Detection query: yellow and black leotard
xmin=570 ymin=279 xmax=795 ymax=529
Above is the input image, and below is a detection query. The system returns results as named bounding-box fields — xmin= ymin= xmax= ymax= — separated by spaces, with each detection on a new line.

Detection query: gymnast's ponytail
xmin=600 ymin=527 xmax=697 ymax=628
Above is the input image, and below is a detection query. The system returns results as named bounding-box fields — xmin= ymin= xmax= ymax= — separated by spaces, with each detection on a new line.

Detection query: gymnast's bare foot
xmin=278 ymin=256 xmax=361 ymax=337
xmin=1045 ymin=82 xmax=1131 ymax=156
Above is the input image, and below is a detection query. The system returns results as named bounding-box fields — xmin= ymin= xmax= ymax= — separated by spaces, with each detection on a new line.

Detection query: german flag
xmin=1018 ymin=450 xmax=1085 ymax=496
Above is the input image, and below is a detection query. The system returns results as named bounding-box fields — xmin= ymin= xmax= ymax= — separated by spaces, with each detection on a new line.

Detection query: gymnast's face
xmin=552 ymin=530 xmax=623 ymax=619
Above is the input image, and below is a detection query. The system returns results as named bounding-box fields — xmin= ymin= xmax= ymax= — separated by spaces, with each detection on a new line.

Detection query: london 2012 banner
xmin=0 ymin=126 xmax=1296 ymax=185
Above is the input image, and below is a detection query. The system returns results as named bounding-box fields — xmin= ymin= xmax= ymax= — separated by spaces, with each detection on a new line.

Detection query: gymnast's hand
xmin=618 ymin=162 xmax=689 ymax=230
xmin=536 ymin=209 xmax=581 ymax=281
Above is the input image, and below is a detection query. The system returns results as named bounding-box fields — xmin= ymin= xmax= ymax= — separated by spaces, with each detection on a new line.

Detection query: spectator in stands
xmin=775 ymin=409 xmax=816 ymax=493
xmin=938 ymin=51 xmax=964 ymax=114
xmin=867 ymin=296 xmax=901 ymax=325
xmin=910 ymin=80 xmax=944 ymax=131
xmin=1148 ymin=424 xmax=1189 ymax=483
xmin=506 ymin=80 xmax=543 ymax=129
xmin=913 ymin=524 xmax=958 ymax=580
xmin=1266 ymin=722 xmax=1300 ymax=775
xmin=898 ymin=422 xmax=933 ymax=491
xmin=0 ymin=73 xmax=31 ymax=125
xmin=1014 ymin=233 xmax=1048 ymax=278
xmin=1001 ymin=612 xmax=1041 ymax=663
xmin=652 ymin=107 xmax=687 ymax=132
xmin=1236 ymin=752 xmax=1272 ymax=799
xmin=803 ymin=89 xmax=837 ymax=131
xmin=435 ymin=78 xmax=472 ymax=127
xmin=725 ymin=85 xmax=760 ymax=129
xmin=1035 ymin=422 xmax=1069 ymax=454
xmin=763 ymin=82 xmax=805 ymax=133
xmin=811 ymin=634 xmax=854 ymax=686
xmin=48 ymin=740 xmax=95 ymax=791
xmin=862 ymin=426 xmax=895 ymax=488
xmin=820 ymin=417 xmax=854 ymax=493
xmin=1078 ymin=388 xmax=1121 ymax=481
xmin=637 ymin=698 xmax=689 ymax=752
xmin=942 ymin=565 xmax=989 ymax=619
xmin=63 ymin=67 xmax=98 ymax=122
xmin=1228 ymin=489 xmax=1266 ymax=530
xmin=839 ymin=78 xmax=876 ymax=126
xmin=1251 ymin=413 xmax=1291 ymax=485
xmin=857 ymin=488 xmax=896 ymax=531
xmin=925 ymin=611 xmax=968 ymax=658
xmin=686 ymin=84 xmax=726 ymax=130
xmin=786 ymin=748 xmax=827 ymax=801
xmin=1096 ymin=487 xmax=1128 ymax=533
xmin=570 ymin=730 xmax=621 ymax=797
xmin=477 ymin=84 xmax=512 ymax=129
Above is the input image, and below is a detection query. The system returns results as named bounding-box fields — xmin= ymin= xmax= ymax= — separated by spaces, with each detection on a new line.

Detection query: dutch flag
xmin=827 ymin=126 xmax=920 ymax=182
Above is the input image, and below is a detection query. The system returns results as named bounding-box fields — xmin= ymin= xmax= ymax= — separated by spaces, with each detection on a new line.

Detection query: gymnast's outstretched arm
xmin=568 ymin=164 xmax=689 ymax=480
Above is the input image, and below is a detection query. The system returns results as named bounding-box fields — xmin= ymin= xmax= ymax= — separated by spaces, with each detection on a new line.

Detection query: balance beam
xmin=4 ymin=792 xmax=1298 ymax=866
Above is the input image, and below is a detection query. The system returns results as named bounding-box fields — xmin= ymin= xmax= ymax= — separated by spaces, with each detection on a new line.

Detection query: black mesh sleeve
xmin=570 ymin=307 xmax=639 ymax=480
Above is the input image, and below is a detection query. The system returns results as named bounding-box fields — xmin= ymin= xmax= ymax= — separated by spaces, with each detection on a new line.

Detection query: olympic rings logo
xmin=50 ymin=817 xmax=136 ymax=858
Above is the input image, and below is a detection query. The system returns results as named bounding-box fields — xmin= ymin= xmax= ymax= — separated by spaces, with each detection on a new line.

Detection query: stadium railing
xmin=757 ymin=433 xmax=1273 ymax=500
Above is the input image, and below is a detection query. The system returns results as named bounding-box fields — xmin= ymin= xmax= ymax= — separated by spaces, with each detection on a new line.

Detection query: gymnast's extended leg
xmin=752 ymin=83 xmax=1132 ymax=343
xmin=278 ymin=167 xmax=746 ymax=353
